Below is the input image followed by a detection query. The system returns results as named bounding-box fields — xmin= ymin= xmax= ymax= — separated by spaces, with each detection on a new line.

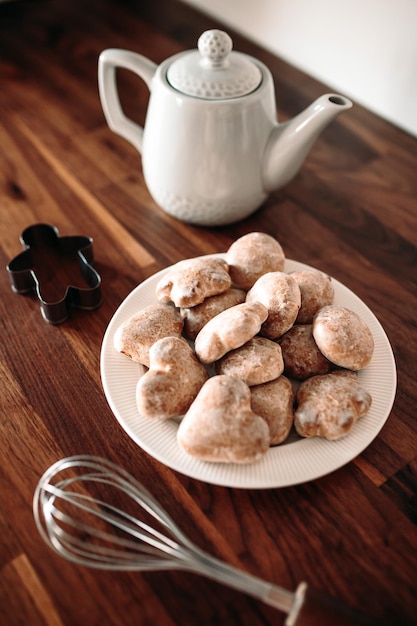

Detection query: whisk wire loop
xmin=44 ymin=497 xmax=176 ymax=567
xmin=33 ymin=456 xmax=295 ymax=613
xmin=43 ymin=482 xmax=187 ymax=557
xmin=36 ymin=472 xmax=195 ymax=570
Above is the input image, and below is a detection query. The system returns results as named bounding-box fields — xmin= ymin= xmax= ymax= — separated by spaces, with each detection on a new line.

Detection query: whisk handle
xmin=282 ymin=582 xmax=380 ymax=626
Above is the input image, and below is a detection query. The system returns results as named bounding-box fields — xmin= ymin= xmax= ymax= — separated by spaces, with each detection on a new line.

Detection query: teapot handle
xmin=98 ymin=48 xmax=157 ymax=153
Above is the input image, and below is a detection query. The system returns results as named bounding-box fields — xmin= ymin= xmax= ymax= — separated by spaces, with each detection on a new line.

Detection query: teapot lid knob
xmin=198 ymin=30 xmax=233 ymax=68
xmin=167 ymin=29 xmax=262 ymax=100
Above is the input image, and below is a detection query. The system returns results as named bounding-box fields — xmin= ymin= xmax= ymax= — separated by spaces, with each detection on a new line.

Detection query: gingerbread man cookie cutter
xmin=6 ymin=223 xmax=102 ymax=324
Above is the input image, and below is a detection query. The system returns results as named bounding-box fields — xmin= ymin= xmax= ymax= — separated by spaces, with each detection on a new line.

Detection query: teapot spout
xmin=262 ymin=94 xmax=352 ymax=192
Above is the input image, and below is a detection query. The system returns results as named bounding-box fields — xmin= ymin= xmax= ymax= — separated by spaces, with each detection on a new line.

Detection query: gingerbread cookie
xmin=291 ymin=269 xmax=334 ymax=324
xmin=181 ymin=287 xmax=246 ymax=340
xmin=136 ymin=336 xmax=208 ymax=420
xmin=294 ymin=369 xmax=372 ymax=440
xmin=226 ymin=232 xmax=285 ymax=289
xmin=156 ymin=256 xmax=231 ymax=307
xmin=246 ymin=271 xmax=301 ymax=339
xmin=313 ymin=305 xmax=374 ymax=370
xmin=216 ymin=336 xmax=284 ymax=386
xmin=250 ymin=376 xmax=294 ymax=445
xmin=194 ymin=301 xmax=268 ymax=364
xmin=114 ymin=303 xmax=184 ymax=367
xmin=278 ymin=324 xmax=333 ymax=380
xmin=177 ymin=375 xmax=271 ymax=463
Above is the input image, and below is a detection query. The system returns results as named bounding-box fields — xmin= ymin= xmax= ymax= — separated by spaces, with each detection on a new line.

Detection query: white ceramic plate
xmin=100 ymin=258 xmax=396 ymax=489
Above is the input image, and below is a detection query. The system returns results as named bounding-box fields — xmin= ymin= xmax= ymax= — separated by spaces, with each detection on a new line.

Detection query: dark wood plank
xmin=1 ymin=1 xmax=416 ymax=625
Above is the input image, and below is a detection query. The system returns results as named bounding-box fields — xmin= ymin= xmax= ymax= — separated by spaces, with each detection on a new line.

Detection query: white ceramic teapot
xmin=98 ymin=30 xmax=352 ymax=226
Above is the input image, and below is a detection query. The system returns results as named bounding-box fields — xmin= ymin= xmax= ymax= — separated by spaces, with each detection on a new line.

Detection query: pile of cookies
xmin=114 ymin=232 xmax=374 ymax=465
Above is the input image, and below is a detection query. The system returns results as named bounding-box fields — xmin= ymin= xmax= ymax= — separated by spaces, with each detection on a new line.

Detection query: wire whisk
xmin=33 ymin=455 xmax=376 ymax=626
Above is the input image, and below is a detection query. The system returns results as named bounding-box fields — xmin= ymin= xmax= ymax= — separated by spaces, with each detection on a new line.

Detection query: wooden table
xmin=1 ymin=1 xmax=416 ymax=624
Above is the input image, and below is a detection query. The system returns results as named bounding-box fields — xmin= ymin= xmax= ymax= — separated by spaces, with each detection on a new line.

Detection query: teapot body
xmin=142 ymin=56 xmax=276 ymax=226
xmin=99 ymin=35 xmax=352 ymax=227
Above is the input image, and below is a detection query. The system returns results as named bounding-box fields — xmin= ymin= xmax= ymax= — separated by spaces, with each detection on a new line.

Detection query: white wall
xmin=181 ymin=0 xmax=417 ymax=137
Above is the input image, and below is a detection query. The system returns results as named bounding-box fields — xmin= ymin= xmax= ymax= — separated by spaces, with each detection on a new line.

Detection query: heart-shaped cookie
xmin=177 ymin=375 xmax=271 ymax=463
xmin=136 ymin=336 xmax=208 ymax=420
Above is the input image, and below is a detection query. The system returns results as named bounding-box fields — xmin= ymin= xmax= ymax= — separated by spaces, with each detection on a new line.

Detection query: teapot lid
xmin=167 ymin=30 xmax=262 ymax=99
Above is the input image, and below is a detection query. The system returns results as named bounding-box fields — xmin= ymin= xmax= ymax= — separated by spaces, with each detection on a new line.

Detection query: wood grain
xmin=1 ymin=1 xmax=417 ymax=625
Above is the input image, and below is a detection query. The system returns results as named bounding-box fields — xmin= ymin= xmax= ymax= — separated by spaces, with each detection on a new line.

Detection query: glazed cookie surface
xmin=194 ymin=301 xmax=268 ymax=364
xmin=136 ymin=336 xmax=208 ymax=420
xmin=226 ymin=232 xmax=285 ymax=290
xmin=313 ymin=305 xmax=374 ymax=370
xmin=156 ymin=256 xmax=231 ymax=307
xmin=246 ymin=271 xmax=301 ymax=339
xmin=294 ymin=369 xmax=372 ymax=440
xmin=177 ymin=375 xmax=271 ymax=464
xmin=278 ymin=324 xmax=333 ymax=380
xmin=291 ymin=269 xmax=334 ymax=324
xmin=181 ymin=287 xmax=246 ymax=340
xmin=113 ymin=302 xmax=184 ymax=367
xmin=216 ymin=336 xmax=284 ymax=386
xmin=250 ymin=375 xmax=294 ymax=445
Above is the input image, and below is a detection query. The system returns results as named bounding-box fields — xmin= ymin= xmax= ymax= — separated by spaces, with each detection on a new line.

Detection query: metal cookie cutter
xmin=6 ymin=223 xmax=102 ymax=324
